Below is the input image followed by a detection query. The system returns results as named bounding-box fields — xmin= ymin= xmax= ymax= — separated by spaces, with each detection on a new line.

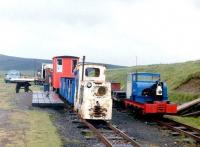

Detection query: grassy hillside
xmin=0 ymin=54 xmax=51 ymax=71
xmin=106 ymin=60 xmax=200 ymax=104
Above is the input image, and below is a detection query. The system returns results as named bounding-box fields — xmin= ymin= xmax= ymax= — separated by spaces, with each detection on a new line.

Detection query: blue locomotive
xmin=123 ymin=72 xmax=177 ymax=114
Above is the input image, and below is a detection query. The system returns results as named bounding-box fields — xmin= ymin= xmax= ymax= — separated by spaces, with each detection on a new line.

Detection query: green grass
xmin=0 ymin=76 xmax=62 ymax=147
xmin=106 ymin=60 xmax=200 ymax=104
xmin=169 ymin=92 xmax=200 ymax=105
xmin=22 ymin=110 xmax=62 ymax=147
xmin=0 ymin=79 xmax=15 ymax=110
xmin=166 ymin=116 xmax=200 ymax=129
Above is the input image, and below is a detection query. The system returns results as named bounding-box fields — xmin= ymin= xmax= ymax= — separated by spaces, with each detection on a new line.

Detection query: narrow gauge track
xmin=154 ymin=118 xmax=200 ymax=142
xmin=80 ymin=118 xmax=141 ymax=147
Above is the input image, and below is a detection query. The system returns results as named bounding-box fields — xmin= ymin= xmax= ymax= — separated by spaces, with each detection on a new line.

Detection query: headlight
xmin=96 ymin=86 xmax=107 ymax=96
xmin=158 ymin=90 xmax=162 ymax=94
xmin=156 ymin=86 xmax=162 ymax=95
xmin=87 ymin=82 xmax=92 ymax=88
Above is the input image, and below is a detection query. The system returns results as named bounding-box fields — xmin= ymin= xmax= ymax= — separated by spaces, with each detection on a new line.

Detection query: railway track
xmin=80 ymin=117 xmax=141 ymax=147
xmin=114 ymin=107 xmax=200 ymax=144
xmin=154 ymin=118 xmax=200 ymax=142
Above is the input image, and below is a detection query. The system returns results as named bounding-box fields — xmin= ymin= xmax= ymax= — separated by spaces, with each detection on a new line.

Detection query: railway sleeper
xmin=72 ymin=119 xmax=82 ymax=124
xmin=77 ymin=124 xmax=88 ymax=129
xmin=106 ymin=136 xmax=124 ymax=140
xmin=170 ymin=132 xmax=180 ymax=136
xmin=99 ymin=130 xmax=115 ymax=133
xmin=81 ymin=129 xmax=93 ymax=133
xmin=174 ymin=126 xmax=187 ymax=130
xmin=187 ymin=131 xmax=200 ymax=136
xmin=84 ymin=136 xmax=96 ymax=140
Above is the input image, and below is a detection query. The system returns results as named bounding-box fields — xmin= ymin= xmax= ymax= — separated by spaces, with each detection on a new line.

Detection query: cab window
xmin=57 ymin=58 xmax=62 ymax=65
xmin=72 ymin=60 xmax=77 ymax=72
xmin=137 ymin=75 xmax=160 ymax=82
xmin=85 ymin=68 xmax=100 ymax=77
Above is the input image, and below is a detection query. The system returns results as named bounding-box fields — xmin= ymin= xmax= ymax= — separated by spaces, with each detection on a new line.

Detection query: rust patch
xmin=90 ymin=105 xmax=107 ymax=118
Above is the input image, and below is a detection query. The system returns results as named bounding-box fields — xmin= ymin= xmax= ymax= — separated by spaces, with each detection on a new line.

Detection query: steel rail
xmin=80 ymin=118 xmax=113 ymax=147
xmin=161 ymin=118 xmax=200 ymax=134
xmin=107 ymin=122 xmax=141 ymax=147
xmin=79 ymin=115 xmax=141 ymax=146
xmin=154 ymin=119 xmax=200 ymax=142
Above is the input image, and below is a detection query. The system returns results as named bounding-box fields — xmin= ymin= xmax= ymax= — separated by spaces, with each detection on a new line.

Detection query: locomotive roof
xmin=78 ymin=62 xmax=107 ymax=67
xmin=130 ymin=72 xmax=160 ymax=76
xmin=53 ymin=56 xmax=79 ymax=59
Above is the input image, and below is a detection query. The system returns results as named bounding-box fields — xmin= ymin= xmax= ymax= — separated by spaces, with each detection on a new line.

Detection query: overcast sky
xmin=0 ymin=0 xmax=200 ymax=66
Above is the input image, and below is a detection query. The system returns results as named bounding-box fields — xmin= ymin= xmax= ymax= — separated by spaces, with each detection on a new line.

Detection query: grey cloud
xmin=0 ymin=0 xmax=111 ymax=26
xmin=193 ymin=0 xmax=200 ymax=8
xmin=0 ymin=10 xmax=109 ymax=27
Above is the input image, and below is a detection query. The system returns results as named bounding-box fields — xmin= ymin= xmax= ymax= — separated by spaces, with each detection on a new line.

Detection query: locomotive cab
xmin=52 ymin=56 xmax=79 ymax=91
xmin=127 ymin=73 xmax=168 ymax=104
xmin=74 ymin=64 xmax=112 ymax=120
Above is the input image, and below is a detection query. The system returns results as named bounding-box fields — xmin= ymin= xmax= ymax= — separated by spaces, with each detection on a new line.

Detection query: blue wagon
xmin=59 ymin=77 xmax=76 ymax=104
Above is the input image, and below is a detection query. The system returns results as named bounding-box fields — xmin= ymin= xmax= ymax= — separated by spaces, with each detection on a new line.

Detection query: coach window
xmin=57 ymin=58 xmax=63 ymax=72
xmin=85 ymin=68 xmax=100 ymax=77
xmin=72 ymin=60 xmax=78 ymax=73
xmin=57 ymin=58 xmax=62 ymax=65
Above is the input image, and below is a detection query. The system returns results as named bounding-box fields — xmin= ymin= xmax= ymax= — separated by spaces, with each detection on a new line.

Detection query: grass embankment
xmin=106 ymin=60 xmax=200 ymax=128
xmin=166 ymin=116 xmax=200 ymax=129
xmin=0 ymin=74 xmax=62 ymax=147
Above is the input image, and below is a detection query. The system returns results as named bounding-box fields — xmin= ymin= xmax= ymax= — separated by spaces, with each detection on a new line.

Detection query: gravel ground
xmin=49 ymin=109 xmax=103 ymax=147
xmin=111 ymin=109 xmax=197 ymax=147
xmin=15 ymin=92 xmax=198 ymax=147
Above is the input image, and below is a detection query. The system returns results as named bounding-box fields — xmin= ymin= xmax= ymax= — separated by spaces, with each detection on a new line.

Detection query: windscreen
xmin=85 ymin=68 xmax=100 ymax=77
xmin=137 ymin=75 xmax=160 ymax=82
xmin=8 ymin=70 xmax=20 ymax=75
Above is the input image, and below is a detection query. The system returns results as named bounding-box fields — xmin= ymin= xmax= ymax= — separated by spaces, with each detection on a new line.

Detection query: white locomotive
xmin=74 ymin=63 xmax=112 ymax=120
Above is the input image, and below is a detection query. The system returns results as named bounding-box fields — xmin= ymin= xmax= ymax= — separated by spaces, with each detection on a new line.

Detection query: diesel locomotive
xmin=74 ymin=63 xmax=112 ymax=120
xmin=114 ymin=72 xmax=177 ymax=115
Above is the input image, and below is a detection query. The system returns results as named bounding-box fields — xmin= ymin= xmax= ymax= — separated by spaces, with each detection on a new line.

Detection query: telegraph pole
xmin=136 ymin=56 xmax=138 ymax=67
xmin=82 ymin=56 xmax=85 ymax=81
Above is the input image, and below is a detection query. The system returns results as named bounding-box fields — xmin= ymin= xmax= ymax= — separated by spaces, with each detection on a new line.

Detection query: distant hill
xmin=86 ymin=62 xmax=126 ymax=69
xmin=0 ymin=54 xmax=126 ymax=71
xmin=0 ymin=54 xmax=51 ymax=71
